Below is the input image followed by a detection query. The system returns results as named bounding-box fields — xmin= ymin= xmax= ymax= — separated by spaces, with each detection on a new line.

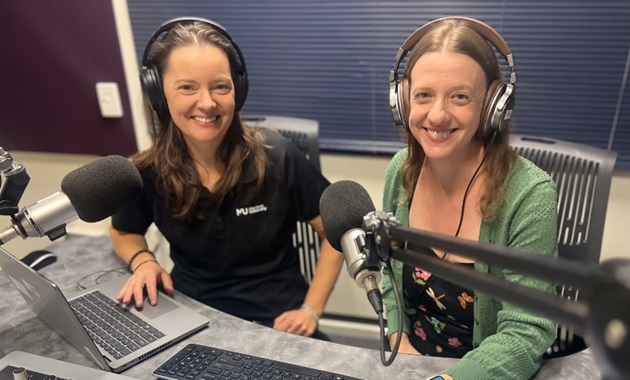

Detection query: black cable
xmin=441 ymin=132 xmax=498 ymax=259
xmin=379 ymin=259 xmax=404 ymax=366
xmin=75 ymin=267 xmax=127 ymax=290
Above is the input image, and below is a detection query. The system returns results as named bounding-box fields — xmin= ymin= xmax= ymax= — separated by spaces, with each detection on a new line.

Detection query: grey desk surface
xmin=0 ymin=235 xmax=602 ymax=380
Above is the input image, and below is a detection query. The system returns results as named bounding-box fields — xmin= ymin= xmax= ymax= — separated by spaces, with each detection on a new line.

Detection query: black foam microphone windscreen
xmin=61 ymin=155 xmax=143 ymax=222
xmin=320 ymin=180 xmax=376 ymax=252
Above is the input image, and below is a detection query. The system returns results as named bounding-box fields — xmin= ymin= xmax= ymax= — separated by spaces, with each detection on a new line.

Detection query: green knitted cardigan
xmin=381 ymin=149 xmax=558 ymax=380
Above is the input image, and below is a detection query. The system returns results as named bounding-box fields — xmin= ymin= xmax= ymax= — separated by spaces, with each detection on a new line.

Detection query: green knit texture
xmin=381 ymin=149 xmax=558 ymax=380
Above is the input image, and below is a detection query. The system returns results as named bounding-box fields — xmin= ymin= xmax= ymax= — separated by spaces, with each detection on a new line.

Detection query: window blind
xmin=127 ymin=0 xmax=630 ymax=168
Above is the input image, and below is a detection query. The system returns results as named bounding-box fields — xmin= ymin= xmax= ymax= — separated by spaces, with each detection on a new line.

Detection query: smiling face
xmin=407 ymin=49 xmax=488 ymax=162
xmin=161 ymin=44 xmax=236 ymax=152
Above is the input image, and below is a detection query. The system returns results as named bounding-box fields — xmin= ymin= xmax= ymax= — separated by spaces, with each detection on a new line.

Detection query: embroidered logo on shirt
xmin=235 ymin=203 xmax=268 ymax=216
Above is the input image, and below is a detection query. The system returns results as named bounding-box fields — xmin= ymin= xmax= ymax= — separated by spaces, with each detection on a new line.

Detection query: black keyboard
xmin=69 ymin=290 xmax=165 ymax=358
xmin=153 ymin=343 xmax=364 ymax=380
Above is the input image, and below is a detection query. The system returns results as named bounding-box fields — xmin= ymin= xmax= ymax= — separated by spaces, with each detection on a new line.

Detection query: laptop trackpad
xmin=137 ymin=294 xmax=178 ymax=319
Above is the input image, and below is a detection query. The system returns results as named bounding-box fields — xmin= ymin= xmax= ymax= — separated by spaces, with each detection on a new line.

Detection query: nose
xmin=427 ymin=98 xmax=450 ymax=126
xmin=197 ymin=89 xmax=217 ymax=109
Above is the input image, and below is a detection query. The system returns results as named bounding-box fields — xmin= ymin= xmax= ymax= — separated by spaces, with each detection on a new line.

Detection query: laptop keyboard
xmin=0 ymin=365 xmax=70 ymax=380
xmin=69 ymin=290 xmax=165 ymax=359
xmin=153 ymin=343 xmax=364 ymax=380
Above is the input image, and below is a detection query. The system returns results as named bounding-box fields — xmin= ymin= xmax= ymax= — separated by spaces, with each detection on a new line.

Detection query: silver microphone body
xmin=319 ymin=180 xmax=385 ymax=313
xmin=15 ymin=192 xmax=76 ymax=238
xmin=0 ymin=155 xmax=142 ymax=246
xmin=0 ymin=192 xmax=77 ymax=245
xmin=339 ymin=227 xmax=383 ymax=290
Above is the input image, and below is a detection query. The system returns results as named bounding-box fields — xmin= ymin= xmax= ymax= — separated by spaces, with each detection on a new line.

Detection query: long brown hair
xmin=134 ymin=21 xmax=267 ymax=221
xmin=399 ymin=18 xmax=516 ymax=220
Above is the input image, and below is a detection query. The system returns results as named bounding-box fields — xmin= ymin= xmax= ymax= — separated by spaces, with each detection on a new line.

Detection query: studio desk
xmin=0 ymin=235 xmax=601 ymax=379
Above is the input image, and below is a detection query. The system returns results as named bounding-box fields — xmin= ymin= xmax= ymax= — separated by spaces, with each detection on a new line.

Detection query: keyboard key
xmin=70 ymin=290 xmax=165 ymax=357
xmin=153 ymin=344 xmax=364 ymax=380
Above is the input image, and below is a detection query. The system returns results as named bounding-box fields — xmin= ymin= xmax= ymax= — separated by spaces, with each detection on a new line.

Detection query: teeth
xmin=193 ymin=116 xmax=218 ymax=123
xmin=426 ymin=129 xmax=453 ymax=139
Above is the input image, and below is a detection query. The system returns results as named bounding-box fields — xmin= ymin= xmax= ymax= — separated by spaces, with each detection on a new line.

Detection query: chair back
xmin=509 ymin=134 xmax=617 ymax=357
xmin=242 ymin=115 xmax=322 ymax=283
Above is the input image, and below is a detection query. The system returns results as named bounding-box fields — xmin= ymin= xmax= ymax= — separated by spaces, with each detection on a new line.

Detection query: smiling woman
xmin=161 ymin=44 xmax=236 ymax=153
xmin=108 ymin=17 xmax=344 ymax=341
xmin=407 ymin=50 xmax=488 ymax=164
xmin=382 ymin=17 xmax=558 ymax=380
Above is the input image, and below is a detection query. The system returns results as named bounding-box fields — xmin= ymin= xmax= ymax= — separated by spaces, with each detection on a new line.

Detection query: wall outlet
xmin=95 ymin=82 xmax=123 ymax=118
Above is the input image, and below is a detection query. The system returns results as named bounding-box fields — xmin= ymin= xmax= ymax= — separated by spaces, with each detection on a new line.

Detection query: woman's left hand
xmin=273 ymin=308 xmax=317 ymax=337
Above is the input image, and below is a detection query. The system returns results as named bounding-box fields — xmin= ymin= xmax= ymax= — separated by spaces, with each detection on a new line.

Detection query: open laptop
xmin=0 ymin=246 xmax=209 ymax=373
xmin=0 ymin=351 xmax=137 ymax=380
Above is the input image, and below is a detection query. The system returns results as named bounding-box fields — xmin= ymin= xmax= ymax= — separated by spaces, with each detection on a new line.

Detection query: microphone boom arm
xmin=365 ymin=212 xmax=630 ymax=380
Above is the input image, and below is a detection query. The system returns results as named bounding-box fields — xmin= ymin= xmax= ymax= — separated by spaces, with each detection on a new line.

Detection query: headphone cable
xmin=441 ymin=132 xmax=498 ymax=260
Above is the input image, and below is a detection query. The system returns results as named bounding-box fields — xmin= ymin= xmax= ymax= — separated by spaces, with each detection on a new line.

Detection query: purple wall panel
xmin=0 ymin=0 xmax=138 ymax=156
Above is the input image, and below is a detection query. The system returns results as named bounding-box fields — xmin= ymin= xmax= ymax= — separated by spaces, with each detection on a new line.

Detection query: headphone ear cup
xmin=140 ymin=66 xmax=168 ymax=114
xmin=395 ymin=77 xmax=411 ymax=130
xmin=233 ymin=73 xmax=248 ymax=112
xmin=481 ymin=79 xmax=506 ymax=136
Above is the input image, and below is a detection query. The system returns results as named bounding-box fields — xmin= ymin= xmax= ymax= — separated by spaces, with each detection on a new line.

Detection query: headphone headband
xmin=389 ymin=16 xmax=517 ymax=135
xmin=400 ymin=17 xmax=511 ymax=60
xmin=140 ymin=17 xmax=249 ymax=115
xmin=141 ymin=17 xmax=247 ymax=73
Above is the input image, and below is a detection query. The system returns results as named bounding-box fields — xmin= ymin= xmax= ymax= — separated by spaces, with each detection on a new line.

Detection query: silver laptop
xmin=0 ymin=246 xmax=209 ymax=373
xmin=0 ymin=351 xmax=137 ymax=379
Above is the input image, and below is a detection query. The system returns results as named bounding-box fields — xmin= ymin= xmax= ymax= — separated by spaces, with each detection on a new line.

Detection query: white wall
xmin=600 ymin=170 xmax=630 ymax=262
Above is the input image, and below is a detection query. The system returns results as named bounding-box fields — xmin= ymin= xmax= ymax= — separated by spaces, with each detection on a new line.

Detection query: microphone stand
xmin=364 ymin=211 xmax=630 ymax=380
xmin=0 ymin=147 xmax=30 ymax=217
xmin=0 ymin=147 xmax=35 ymax=246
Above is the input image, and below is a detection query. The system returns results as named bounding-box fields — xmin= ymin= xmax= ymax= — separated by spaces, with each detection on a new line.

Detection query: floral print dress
xmin=402 ymin=263 xmax=475 ymax=358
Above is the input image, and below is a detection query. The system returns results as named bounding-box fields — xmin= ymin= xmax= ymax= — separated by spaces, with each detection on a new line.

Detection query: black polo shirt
xmin=112 ymin=129 xmax=330 ymax=324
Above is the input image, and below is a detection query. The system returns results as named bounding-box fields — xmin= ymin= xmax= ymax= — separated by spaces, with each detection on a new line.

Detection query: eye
xmin=178 ymin=84 xmax=196 ymax=93
xmin=412 ymin=91 xmax=431 ymax=103
xmin=453 ymin=93 xmax=470 ymax=104
xmin=212 ymin=83 xmax=233 ymax=95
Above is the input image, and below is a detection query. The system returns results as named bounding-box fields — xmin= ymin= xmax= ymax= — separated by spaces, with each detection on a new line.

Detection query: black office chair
xmin=242 ymin=115 xmax=323 ymax=284
xmin=509 ymin=134 xmax=617 ymax=358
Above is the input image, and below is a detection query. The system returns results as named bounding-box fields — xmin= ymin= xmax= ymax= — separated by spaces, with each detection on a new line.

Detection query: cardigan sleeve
xmin=446 ymin=158 xmax=559 ymax=380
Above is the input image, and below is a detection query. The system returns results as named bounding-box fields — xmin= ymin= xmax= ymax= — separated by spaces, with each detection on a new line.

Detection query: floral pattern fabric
xmin=402 ymin=263 xmax=475 ymax=358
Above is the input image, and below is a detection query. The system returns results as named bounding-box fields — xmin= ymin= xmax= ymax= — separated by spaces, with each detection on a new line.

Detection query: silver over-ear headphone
xmin=389 ymin=16 xmax=516 ymax=136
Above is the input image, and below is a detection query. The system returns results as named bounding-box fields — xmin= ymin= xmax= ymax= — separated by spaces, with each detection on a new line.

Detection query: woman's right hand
xmin=116 ymin=260 xmax=174 ymax=308
xmin=390 ymin=332 xmax=421 ymax=355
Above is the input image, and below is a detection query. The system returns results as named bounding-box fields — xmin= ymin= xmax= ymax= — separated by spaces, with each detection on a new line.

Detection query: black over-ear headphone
xmin=389 ymin=16 xmax=516 ymax=137
xmin=140 ymin=17 xmax=249 ymax=116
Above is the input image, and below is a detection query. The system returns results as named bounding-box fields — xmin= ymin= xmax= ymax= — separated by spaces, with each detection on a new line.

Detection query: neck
xmin=422 ymin=147 xmax=486 ymax=195
xmin=185 ymin=142 xmax=225 ymax=190
xmin=185 ymin=137 xmax=220 ymax=164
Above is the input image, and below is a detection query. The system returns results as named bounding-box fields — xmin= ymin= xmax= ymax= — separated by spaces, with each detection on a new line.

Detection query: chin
xmin=421 ymin=145 xmax=454 ymax=159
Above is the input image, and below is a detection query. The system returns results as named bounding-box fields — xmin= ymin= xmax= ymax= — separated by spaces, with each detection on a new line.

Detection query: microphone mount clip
xmin=363 ymin=210 xmax=401 ymax=262
xmin=0 ymin=147 xmax=30 ymax=217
